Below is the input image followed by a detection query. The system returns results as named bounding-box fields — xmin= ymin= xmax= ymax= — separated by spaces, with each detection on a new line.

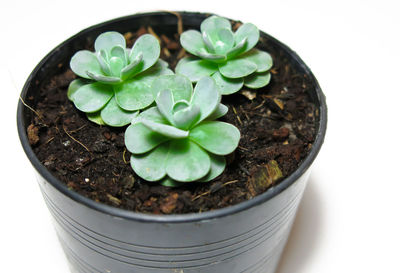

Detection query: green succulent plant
xmin=176 ymin=15 xmax=273 ymax=95
xmin=67 ymin=31 xmax=173 ymax=127
xmin=124 ymin=75 xmax=240 ymax=186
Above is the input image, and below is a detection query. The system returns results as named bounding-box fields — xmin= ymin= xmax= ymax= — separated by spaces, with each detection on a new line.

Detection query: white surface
xmin=2 ymin=0 xmax=400 ymax=272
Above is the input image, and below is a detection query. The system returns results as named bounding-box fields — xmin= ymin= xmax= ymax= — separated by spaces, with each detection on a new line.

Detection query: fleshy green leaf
xmin=158 ymin=59 xmax=169 ymax=68
xmin=67 ymin=79 xmax=90 ymax=101
xmin=180 ymin=30 xmax=207 ymax=57
xmin=125 ymin=123 xmax=168 ymax=154
xmin=175 ymin=56 xmax=197 ymax=73
xmin=201 ymin=15 xmax=231 ymax=35
xmin=166 ymin=139 xmax=211 ymax=182
xmin=110 ymin=45 xmax=127 ymax=65
xmin=151 ymin=74 xmax=193 ymax=102
xmin=86 ymin=111 xmax=106 ymax=125
xmin=172 ymin=100 xmax=190 ymax=113
xmin=71 ymin=82 xmax=113 ymax=113
xmin=100 ymin=97 xmax=139 ymax=127
xmin=201 ymin=16 xmax=232 ymax=54
xmin=130 ymin=142 xmax=169 ymax=181
xmin=218 ymin=58 xmax=257 ymax=78
xmin=212 ymin=71 xmax=244 ymax=95
xmin=120 ymin=52 xmax=143 ymax=80
xmin=196 ymin=51 xmax=226 ymax=63
xmin=134 ymin=60 xmax=174 ymax=86
xmin=172 ymin=105 xmax=201 ymax=130
xmin=190 ymin=76 xmax=220 ymax=124
xmin=141 ymin=119 xmax=189 ymax=139
xmin=136 ymin=106 xmax=168 ymax=125
xmin=98 ymin=49 xmax=108 ymax=60
xmin=86 ymin=71 xmax=122 ymax=84
xmin=70 ymin=50 xmax=103 ymax=79
xmin=94 ymin=31 xmax=126 ymax=53
xmin=115 ymin=79 xmax=153 ymax=111
xmin=244 ymin=71 xmax=271 ymax=89
xmin=226 ymin=37 xmax=247 ymax=59
xmin=241 ymin=49 xmax=273 ymax=72
xmin=234 ymin=23 xmax=260 ymax=53
xmin=96 ymin=50 xmax=111 ymax=75
xmin=200 ymin=154 xmax=226 ymax=182
xmin=125 ymin=48 xmax=131 ymax=61
xmin=130 ymin=34 xmax=160 ymax=73
xmin=202 ymin=31 xmax=216 ymax=53
xmin=206 ymin=28 xmax=235 ymax=55
xmin=159 ymin=177 xmax=184 ymax=187
xmin=109 ymin=57 xmax=125 ymax=77
xmin=175 ymin=59 xmax=218 ymax=82
xmin=155 ymin=89 xmax=175 ymax=125
xmin=190 ymin=121 xmax=240 ymax=155
xmin=206 ymin=103 xmax=229 ymax=120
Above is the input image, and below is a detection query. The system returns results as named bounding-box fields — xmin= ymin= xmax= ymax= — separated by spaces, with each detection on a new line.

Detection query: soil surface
xmin=26 ymin=22 xmax=318 ymax=214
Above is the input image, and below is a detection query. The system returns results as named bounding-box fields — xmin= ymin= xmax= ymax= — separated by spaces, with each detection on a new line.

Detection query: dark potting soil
xmin=26 ymin=23 xmax=318 ymax=214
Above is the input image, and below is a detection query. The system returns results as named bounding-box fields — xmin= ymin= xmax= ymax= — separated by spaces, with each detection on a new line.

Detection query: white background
xmin=2 ymin=0 xmax=400 ymax=272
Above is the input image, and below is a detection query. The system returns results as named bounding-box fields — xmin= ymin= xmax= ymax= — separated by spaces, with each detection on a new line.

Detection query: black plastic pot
xmin=17 ymin=12 xmax=327 ymax=273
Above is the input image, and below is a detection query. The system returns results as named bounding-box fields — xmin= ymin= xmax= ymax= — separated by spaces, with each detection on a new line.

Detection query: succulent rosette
xmin=176 ymin=15 xmax=273 ymax=95
xmin=67 ymin=31 xmax=173 ymax=127
xmin=124 ymin=75 xmax=240 ymax=186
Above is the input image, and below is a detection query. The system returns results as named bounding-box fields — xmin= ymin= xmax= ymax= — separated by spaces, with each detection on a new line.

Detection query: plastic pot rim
xmin=17 ymin=11 xmax=327 ymax=224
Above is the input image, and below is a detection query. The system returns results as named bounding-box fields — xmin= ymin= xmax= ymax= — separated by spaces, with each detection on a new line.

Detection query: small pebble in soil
xmin=27 ymin=124 xmax=39 ymax=145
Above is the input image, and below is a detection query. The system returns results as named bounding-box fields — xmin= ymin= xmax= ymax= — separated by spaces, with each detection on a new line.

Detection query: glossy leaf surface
xmin=241 ymin=49 xmax=273 ymax=72
xmin=130 ymin=34 xmax=160 ymax=73
xmin=130 ymin=142 xmax=169 ymax=181
xmin=180 ymin=30 xmax=207 ymax=57
xmin=141 ymin=119 xmax=189 ymax=139
xmin=175 ymin=59 xmax=218 ymax=82
xmin=94 ymin=31 xmax=126 ymax=53
xmin=219 ymin=58 xmax=257 ymax=78
xmin=115 ymin=79 xmax=154 ymax=111
xmin=71 ymin=82 xmax=113 ymax=113
xmin=200 ymin=154 xmax=226 ymax=182
xmin=70 ymin=50 xmax=103 ymax=79
xmin=190 ymin=76 xmax=220 ymax=124
xmin=100 ymin=97 xmax=138 ymax=127
xmin=125 ymin=123 xmax=168 ymax=154
xmin=244 ymin=71 xmax=271 ymax=89
xmin=212 ymin=71 xmax=243 ymax=95
xmin=190 ymin=121 xmax=240 ymax=155
xmin=234 ymin=23 xmax=260 ymax=53
xmin=166 ymin=139 xmax=211 ymax=182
